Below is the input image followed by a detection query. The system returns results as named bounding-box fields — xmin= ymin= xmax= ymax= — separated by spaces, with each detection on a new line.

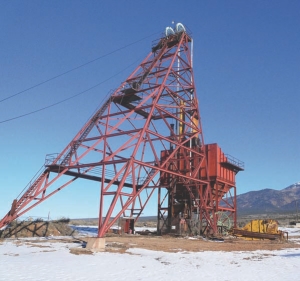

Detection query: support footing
xmin=86 ymin=237 xmax=106 ymax=252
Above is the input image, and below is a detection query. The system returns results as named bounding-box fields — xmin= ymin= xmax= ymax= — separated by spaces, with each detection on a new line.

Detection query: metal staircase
xmin=12 ymin=170 xmax=48 ymax=216
xmin=60 ymin=95 xmax=113 ymax=166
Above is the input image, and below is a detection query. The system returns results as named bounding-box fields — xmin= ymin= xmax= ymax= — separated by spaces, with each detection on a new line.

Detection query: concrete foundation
xmin=86 ymin=237 xmax=106 ymax=252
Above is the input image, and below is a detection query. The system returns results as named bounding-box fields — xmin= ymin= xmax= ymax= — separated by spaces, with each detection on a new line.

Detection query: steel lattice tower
xmin=0 ymin=24 xmax=243 ymax=237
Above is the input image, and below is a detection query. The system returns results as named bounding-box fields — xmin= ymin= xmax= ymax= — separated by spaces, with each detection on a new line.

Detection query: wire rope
xmin=0 ymin=31 xmax=159 ymax=103
xmin=0 ymin=55 xmax=145 ymax=124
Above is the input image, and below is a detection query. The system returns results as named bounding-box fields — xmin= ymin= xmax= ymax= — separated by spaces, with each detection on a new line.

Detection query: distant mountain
xmin=237 ymin=182 xmax=300 ymax=215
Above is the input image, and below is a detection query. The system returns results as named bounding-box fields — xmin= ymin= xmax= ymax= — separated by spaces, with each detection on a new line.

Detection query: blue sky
xmin=0 ymin=1 xmax=299 ymax=218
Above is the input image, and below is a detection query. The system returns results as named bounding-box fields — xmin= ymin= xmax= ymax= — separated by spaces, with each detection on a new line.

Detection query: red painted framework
xmin=0 ymin=30 xmax=243 ymax=236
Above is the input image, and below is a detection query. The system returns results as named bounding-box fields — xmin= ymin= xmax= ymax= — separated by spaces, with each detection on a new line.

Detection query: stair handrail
xmin=16 ymin=165 xmax=46 ymax=199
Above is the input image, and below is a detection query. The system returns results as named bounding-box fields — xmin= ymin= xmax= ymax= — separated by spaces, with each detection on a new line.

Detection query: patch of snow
xmin=134 ymin=226 xmax=156 ymax=232
xmin=70 ymin=225 xmax=157 ymax=235
xmin=279 ymin=227 xmax=300 ymax=237
xmin=70 ymin=225 xmax=98 ymax=236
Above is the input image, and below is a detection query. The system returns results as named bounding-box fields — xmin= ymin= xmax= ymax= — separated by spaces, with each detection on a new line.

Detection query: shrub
xmin=56 ymin=217 xmax=70 ymax=224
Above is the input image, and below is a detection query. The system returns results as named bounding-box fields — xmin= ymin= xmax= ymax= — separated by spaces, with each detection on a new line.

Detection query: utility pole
xmin=296 ymin=200 xmax=298 ymax=223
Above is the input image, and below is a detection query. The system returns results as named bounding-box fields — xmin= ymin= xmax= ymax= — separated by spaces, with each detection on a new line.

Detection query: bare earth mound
xmin=0 ymin=221 xmax=76 ymax=238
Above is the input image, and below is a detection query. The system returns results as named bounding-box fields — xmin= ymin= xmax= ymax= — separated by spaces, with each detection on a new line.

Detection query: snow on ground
xmin=1 ymin=239 xmax=300 ymax=281
xmin=70 ymin=225 xmax=157 ymax=236
xmin=1 ymin=227 xmax=300 ymax=281
xmin=280 ymin=226 xmax=300 ymax=237
xmin=279 ymin=226 xmax=300 ymax=243
xmin=70 ymin=225 xmax=98 ymax=236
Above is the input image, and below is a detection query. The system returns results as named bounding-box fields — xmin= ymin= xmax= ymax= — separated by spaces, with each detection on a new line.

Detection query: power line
xmin=0 ymin=31 xmax=160 ymax=103
xmin=0 ymin=56 xmax=144 ymax=124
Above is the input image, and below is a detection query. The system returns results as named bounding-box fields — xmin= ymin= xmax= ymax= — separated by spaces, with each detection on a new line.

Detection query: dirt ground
xmin=2 ymin=233 xmax=300 ymax=255
xmin=3 ymin=235 xmax=298 ymax=256
xmin=2 ymin=221 xmax=300 ymax=254
xmin=102 ymin=234 xmax=300 ymax=253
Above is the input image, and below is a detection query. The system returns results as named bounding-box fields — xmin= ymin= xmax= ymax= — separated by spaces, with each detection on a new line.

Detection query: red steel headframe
xmin=0 ymin=27 xmax=242 ymax=236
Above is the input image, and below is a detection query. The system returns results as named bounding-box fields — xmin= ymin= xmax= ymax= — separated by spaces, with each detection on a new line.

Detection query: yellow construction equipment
xmin=232 ymin=219 xmax=288 ymax=240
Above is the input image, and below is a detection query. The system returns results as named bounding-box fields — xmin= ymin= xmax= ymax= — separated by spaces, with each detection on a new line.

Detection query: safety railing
xmin=223 ymin=154 xmax=245 ymax=170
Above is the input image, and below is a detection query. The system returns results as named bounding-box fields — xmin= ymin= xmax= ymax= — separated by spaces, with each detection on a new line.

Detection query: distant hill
xmin=237 ymin=182 xmax=300 ymax=215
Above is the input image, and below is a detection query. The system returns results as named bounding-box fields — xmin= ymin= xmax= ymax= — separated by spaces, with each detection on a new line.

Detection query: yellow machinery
xmin=232 ymin=219 xmax=288 ymax=240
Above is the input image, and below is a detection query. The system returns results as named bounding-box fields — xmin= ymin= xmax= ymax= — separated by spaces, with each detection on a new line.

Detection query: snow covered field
xmin=1 ymin=227 xmax=300 ymax=281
